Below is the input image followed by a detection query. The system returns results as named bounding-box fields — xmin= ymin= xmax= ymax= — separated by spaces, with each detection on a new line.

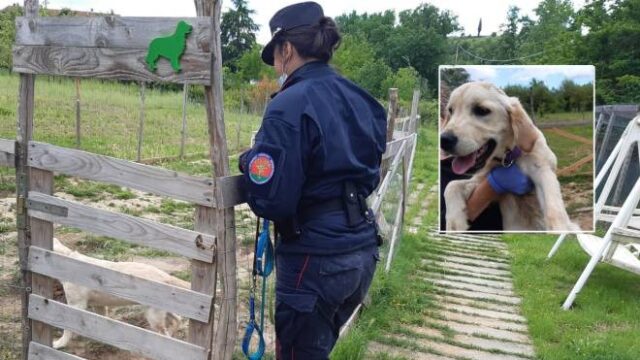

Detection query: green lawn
xmin=504 ymin=233 xmax=640 ymax=360
xmin=542 ymin=125 xmax=593 ymax=174
xmin=0 ymin=70 xmax=261 ymax=162
xmin=537 ymin=112 xmax=592 ymax=123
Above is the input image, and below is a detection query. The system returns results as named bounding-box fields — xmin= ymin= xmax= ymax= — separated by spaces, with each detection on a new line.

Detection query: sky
xmin=449 ymin=65 xmax=595 ymax=89
xmin=0 ymin=0 xmax=587 ymax=45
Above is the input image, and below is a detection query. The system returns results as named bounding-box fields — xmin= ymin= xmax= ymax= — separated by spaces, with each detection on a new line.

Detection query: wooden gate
xmin=0 ymin=1 xmax=243 ymax=359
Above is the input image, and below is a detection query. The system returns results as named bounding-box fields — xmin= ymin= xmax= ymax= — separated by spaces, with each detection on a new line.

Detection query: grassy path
xmin=365 ymin=190 xmax=536 ymax=360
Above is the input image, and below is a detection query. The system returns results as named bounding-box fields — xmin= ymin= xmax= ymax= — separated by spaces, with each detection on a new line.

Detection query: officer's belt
xmin=298 ymin=198 xmax=345 ymax=223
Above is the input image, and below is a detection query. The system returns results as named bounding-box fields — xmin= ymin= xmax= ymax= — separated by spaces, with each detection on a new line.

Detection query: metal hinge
xmin=17 ymin=195 xmax=25 ymax=215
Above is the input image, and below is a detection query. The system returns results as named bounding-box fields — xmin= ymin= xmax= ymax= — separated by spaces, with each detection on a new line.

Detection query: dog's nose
xmin=440 ymin=132 xmax=458 ymax=152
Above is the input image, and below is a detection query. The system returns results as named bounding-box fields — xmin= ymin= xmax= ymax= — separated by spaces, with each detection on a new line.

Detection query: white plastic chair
xmin=547 ymin=115 xmax=640 ymax=310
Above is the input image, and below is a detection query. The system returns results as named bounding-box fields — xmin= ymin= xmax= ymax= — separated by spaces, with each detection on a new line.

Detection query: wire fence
xmin=0 ymin=71 xmax=264 ymax=163
xmin=595 ymin=105 xmax=640 ymax=207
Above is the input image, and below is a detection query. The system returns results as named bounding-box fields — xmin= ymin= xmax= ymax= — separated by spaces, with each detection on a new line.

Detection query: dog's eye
xmin=473 ymin=105 xmax=491 ymax=117
xmin=448 ymin=107 xmax=453 ymax=115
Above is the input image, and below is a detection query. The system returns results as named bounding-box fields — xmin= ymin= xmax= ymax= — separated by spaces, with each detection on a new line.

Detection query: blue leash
xmin=242 ymin=218 xmax=274 ymax=360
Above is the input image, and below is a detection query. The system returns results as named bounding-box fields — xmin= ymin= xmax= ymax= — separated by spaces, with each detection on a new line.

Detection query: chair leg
xmin=547 ymin=234 xmax=567 ymax=259
xmin=562 ymin=237 xmax=610 ymax=310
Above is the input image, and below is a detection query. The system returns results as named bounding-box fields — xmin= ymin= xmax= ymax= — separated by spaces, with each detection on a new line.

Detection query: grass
xmin=331 ymin=123 xmax=439 ymax=359
xmin=542 ymin=125 xmax=593 ymax=170
xmin=504 ymin=233 xmax=640 ymax=360
xmin=0 ymin=70 xmax=262 ymax=161
xmin=537 ymin=112 xmax=592 ymax=123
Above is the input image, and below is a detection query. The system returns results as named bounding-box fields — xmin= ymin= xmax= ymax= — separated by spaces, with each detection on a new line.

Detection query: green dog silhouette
xmin=146 ymin=20 xmax=193 ymax=73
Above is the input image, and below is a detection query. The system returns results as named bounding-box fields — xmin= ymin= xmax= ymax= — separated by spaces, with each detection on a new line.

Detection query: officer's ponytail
xmin=275 ymin=16 xmax=341 ymax=62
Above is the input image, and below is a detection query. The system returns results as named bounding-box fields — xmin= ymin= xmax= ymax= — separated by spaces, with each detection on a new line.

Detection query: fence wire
xmin=595 ymin=106 xmax=640 ymax=207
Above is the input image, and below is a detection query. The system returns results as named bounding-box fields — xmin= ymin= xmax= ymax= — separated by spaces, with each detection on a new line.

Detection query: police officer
xmin=238 ymin=2 xmax=387 ymax=359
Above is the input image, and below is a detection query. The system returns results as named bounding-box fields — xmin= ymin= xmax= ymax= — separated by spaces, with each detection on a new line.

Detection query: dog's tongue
xmin=452 ymin=152 xmax=477 ymax=175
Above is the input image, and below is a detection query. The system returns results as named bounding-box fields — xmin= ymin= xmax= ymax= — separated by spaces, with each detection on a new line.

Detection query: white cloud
xmin=465 ymin=66 xmax=499 ymax=82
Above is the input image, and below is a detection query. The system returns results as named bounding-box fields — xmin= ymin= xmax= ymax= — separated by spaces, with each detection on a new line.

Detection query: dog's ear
xmin=508 ymin=97 xmax=538 ymax=152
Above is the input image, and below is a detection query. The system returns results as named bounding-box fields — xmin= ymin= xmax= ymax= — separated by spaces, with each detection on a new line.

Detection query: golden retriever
xmin=441 ymin=81 xmax=580 ymax=232
xmin=52 ymin=238 xmax=188 ymax=349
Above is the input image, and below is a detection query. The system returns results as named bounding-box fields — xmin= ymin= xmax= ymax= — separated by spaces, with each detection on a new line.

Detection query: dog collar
xmin=495 ymin=146 xmax=522 ymax=168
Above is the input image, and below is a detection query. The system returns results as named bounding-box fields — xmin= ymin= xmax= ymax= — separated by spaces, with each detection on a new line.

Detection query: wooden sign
xmin=13 ymin=16 xmax=212 ymax=84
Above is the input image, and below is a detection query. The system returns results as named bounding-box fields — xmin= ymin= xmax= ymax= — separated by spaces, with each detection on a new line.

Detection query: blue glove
xmin=487 ymin=164 xmax=533 ymax=195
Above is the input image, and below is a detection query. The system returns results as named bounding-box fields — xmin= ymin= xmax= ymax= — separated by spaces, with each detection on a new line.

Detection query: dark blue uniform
xmin=240 ymin=60 xmax=387 ymax=359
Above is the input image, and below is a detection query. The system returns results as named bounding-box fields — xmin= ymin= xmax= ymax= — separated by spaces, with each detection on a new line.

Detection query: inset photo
xmin=439 ymin=65 xmax=595 ymax=233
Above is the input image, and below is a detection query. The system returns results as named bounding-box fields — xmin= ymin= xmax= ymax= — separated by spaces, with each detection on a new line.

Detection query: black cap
xmin=261 ymin=2 xmax=324 ymax=66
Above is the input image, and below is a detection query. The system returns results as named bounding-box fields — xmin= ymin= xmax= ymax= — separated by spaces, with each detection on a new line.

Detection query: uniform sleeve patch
xmin=248 ymin=153 xmax=275 ymax=185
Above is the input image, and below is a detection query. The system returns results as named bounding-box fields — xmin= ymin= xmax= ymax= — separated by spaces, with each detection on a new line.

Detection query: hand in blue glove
xmin=487 ymin=163 xmax=533 ymax=195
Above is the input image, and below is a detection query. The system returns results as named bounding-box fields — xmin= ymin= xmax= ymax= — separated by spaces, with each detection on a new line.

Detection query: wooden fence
xmin=339 ymin=89 xmax=421 ymax=337
xmin=2 ymin=2 xmax=422 ymax=358
xmin=2 ymin=1 xmax=241 ymax=359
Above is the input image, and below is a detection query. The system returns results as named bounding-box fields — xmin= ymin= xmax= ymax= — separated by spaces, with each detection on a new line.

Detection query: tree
xmin=221 ymin=0 xmax=259 ymax=71
xmin=235 ymin=43 xmax=275 ymax=82
xmin=518 ymin=0 xmax=578 ymax=64
xmin=575 ymin=0 xmax=640 ymax=103
xmin=498 ymin=6 xmax=521 ymax=61
xmin=440 ymin=68 xmax=470 ymax=89
xmin=386 ymin=4 xmax=460 ymax=94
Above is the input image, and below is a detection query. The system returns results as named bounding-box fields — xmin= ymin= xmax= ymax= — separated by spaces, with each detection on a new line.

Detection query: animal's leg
xmin=531 ymin=168 xmax=579 ymax=231
xmin=146 ymin=308 xmax=168 ymax=335
xmin=53 ymin=291 xmax=87 ymax=349
xmin=165 ymin=313 xmax=182 ymax=337
xmin=444 ymin=179 xmax=479 ymax=231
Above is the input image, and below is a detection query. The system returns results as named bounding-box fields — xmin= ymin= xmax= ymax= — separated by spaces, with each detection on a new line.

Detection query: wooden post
xmin=193 ymin=2 xmax=237 ymax=360
xmin=16 ymin=1 xmax=55 ymax=358
xmin=137 ymin=82 xmax=145 ymax=162
xmin=409 ymin=89 xmax=421 ymax=134
xmin=75 ymin=78 xmax=81 ymax=148
xmin=386 ymin=88 xmax=399 ymax=143
xmin=180 ymin=83 xmax=188 ymax=159
xmin=382 ymin=88 xmax=399 ymax=178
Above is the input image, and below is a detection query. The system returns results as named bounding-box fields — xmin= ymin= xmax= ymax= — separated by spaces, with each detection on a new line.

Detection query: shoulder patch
xmin=248 ymin=153 xmax=275 ymax=185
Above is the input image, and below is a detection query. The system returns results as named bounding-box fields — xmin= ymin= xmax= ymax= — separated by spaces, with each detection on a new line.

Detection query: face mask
xmin=278 ymin=49 xmax=289 ymax=87
xmin=277 ymin=73 xmax=288 ymax=87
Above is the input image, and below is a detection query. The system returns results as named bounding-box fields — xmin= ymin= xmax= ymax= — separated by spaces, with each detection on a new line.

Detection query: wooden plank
xmin=0 ymin=138 xmax=15 ymax=167
xmin=15 ymin=16 xmax=212 ymax=52
xmin=557 ymin=154 xmax=594 ymax=176
xmin=28 ymin=246 xmax=212 ymax=322
xmin=27 ymin=191 xmax=216 ymax=262
xmin=218 ymin=174 xmax=246 ymax=208
xmin=13 ymin=45 xmax=211 ymax=85
xmin=28 ymin=342 xmax=87 ymax=360
xmin=28 ymin=141 xmax=215 ymax=206
xmin=0 ymin=138 xmax=14 ymax=153
xmin=28 ymin=294 xmax=208 ymax=360
xmin=547 ymin=127 xmax=592 ymax=145
xmin=29 ymin=168 xmax=54 ymax=346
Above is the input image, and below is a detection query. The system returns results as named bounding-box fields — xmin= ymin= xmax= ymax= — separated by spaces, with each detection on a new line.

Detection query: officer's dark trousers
xmin=275 ymin=245 xmax=379 ymax=360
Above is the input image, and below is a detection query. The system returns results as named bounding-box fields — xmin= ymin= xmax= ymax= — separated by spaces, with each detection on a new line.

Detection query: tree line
xmin=0 ymin=0 xmax=638 ymax=106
